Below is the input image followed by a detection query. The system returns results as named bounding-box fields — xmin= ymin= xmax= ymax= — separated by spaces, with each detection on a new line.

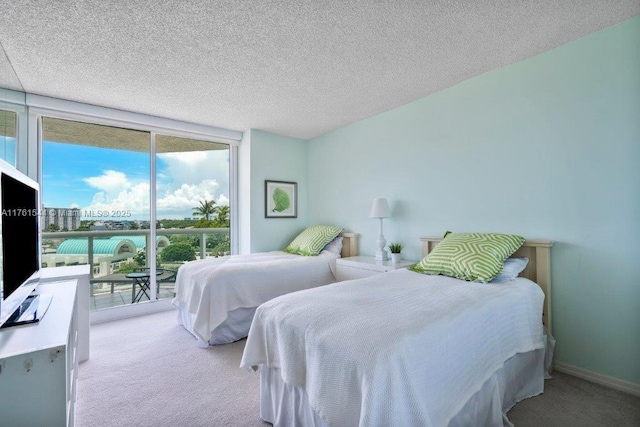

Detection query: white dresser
xmin=0 ymin=279 xmax=79 ymax=427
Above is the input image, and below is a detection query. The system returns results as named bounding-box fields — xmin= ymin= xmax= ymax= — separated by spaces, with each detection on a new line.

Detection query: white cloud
xmin=83 ymin=181 xmax=151 ymax=216
xmin=157 ymin=150 xmax=229 ymax=193
xmin=81 ymin=165 xmax=229 ymax=219
xmin=156 ymin=179 xmax=220 ymax=216
xmin=84 ymin=170 xmax=131 ymax=199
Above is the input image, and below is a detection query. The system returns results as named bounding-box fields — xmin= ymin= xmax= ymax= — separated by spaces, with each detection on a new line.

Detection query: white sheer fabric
xmin=259 ymin=339 xmax=553 ymax=427
xmin=174 ymin=251 xmax=338 ymax=345
xmin=177 ymin=304 xmax=257 ymax=347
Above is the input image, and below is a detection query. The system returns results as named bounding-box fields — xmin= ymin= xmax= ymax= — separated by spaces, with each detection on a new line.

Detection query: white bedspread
xmin=172 ymin=251 xmax=338 ymax=344
xmin=240 ymin=269 xmax=545 ymax=427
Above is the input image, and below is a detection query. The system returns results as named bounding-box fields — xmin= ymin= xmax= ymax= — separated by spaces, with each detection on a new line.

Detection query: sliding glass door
xmin=40 ymin=118 xmax=152 ymax=310
xmin=154 ymin=135 xmax=230 ymax=301
xmin=40 ymin=117 xmax=232 ymax=311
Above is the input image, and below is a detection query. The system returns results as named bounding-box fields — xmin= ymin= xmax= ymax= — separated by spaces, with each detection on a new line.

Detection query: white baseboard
xmin=553 ymin=362 xmax=640 ymax=397
xmin=90 ymin=298 xmax=175 ymax=324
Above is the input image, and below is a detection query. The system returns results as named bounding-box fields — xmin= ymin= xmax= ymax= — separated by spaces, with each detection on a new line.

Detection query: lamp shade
xmin=369 ymin=198 xmax=390 ymax=218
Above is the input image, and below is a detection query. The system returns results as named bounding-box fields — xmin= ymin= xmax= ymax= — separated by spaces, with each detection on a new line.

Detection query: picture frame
xmin=265 ymin=180 xmax=297 ymax=218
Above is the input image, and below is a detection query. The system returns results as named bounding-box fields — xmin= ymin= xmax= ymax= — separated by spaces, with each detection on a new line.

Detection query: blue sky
xmin=41 ymin=141 xmax=229 ymax=220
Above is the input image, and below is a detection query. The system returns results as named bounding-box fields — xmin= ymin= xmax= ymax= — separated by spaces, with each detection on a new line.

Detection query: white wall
xmin=240 ymin=129 xmax=309 ymax=253
xmin=306 ymin=17 xmax=640 ymax=386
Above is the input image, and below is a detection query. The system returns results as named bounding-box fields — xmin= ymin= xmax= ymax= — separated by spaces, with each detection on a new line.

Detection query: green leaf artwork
xmin=272 ymin=187 xmax=291 ymax=212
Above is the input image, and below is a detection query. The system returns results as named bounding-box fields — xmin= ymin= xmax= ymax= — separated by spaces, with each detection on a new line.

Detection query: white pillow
xmin=490 ymin=257 xmax=529 ymax=283
xmin=322 ymin=236 xmax=343 ymax=257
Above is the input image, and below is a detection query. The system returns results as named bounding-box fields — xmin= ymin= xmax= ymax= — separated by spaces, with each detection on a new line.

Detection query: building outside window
xmin=42 ymin=207 xmax=81 ymax=231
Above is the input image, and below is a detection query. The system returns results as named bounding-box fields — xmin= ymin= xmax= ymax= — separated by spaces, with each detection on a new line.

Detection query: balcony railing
xmin=41 ymin=228 xmax=229 ymax=310
xmin=42 ymin=227 xmax=229 ymax=279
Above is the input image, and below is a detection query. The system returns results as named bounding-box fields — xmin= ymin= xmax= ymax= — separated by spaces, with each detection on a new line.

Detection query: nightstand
xmin=335 ymin=256 xmax=416 ymax=281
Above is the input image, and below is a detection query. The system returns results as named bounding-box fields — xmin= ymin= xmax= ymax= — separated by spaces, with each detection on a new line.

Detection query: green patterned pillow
xmin=284 ymin=225 xmax=343 ymax=256
xmin=409 ymin=232 xmax=525 ymax=283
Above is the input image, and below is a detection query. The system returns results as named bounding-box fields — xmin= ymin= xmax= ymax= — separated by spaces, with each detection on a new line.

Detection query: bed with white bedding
xmin=240 ymin=236 xmax=553 ymax=426
xmin=172 ymin=232 xmax=358 ymax=346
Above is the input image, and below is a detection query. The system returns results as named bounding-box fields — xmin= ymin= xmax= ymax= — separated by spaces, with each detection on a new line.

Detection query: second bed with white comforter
xmin=241 ymin=268 xmax=547 ymax=426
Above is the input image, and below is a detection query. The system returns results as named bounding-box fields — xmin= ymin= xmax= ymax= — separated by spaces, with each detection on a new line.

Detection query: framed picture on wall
xmin=265 ymin=180 xmax=297 ymax=218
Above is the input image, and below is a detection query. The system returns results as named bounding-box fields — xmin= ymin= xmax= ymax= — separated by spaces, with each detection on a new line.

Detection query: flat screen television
xmin=0 ymin=158 xmax=43 ymax=329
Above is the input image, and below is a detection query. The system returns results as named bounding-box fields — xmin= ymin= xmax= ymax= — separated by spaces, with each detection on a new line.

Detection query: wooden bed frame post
xmin=535 ymin=245 xmax=552 ymax=336
xmin=339 ymin=232 xmax=359 ymax=258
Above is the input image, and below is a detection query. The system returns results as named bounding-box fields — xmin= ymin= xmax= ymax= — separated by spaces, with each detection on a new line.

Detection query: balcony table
xmin=126 ymin=270 xmax=163 ymax=303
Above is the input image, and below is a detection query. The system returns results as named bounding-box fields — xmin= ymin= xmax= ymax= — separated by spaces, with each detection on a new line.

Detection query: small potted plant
xmin=388 ymin=243 xmax=403 ymax=263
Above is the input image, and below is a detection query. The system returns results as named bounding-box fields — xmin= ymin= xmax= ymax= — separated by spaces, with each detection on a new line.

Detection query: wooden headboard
xmin=339 ymin=232 xmax=359 ymax=257
xmin=419 ymin=236 xmax=554 ymax=335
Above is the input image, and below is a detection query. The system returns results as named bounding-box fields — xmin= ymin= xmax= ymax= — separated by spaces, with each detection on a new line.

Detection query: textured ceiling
xmin=0 ymin=1 xmax=638 ymax=140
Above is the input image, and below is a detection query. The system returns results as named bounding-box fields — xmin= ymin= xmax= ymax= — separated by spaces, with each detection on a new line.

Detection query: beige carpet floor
xmin=76 ymin=310 xmax=640 ymax=426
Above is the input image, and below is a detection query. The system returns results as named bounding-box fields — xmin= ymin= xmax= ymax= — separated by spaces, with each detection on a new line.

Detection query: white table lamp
xmin=369 ymin=198 xmax=390 ymax=261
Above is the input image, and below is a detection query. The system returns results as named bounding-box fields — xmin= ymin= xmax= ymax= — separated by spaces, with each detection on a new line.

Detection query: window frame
xmin=24 ymin=93 xmax=241 ymax=322
xmin=0 ymin=89 xmax=28 ymax=169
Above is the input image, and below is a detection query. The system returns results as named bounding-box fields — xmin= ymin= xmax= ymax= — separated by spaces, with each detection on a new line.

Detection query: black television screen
xmin=0 ymin=161 xmax=41 ymax=328
xmin=2 ymin=172 xmax=39 ymax=292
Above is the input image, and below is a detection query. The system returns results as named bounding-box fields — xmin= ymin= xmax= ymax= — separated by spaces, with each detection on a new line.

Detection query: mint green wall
xmin=307 ymin=17 xmax=640 ymax=385
xmin=242 ymin=129 xmax=308 ymax=253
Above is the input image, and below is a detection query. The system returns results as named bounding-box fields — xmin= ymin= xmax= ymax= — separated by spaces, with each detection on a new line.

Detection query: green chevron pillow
xmin=409 ymin=232 xmax=525 ymax=283
xmin=284 ymin=225 xmax=343 ymax=256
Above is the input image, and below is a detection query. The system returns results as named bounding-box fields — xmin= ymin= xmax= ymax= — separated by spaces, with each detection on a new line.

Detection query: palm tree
xmin=192 ymin=199 xmax=217 ymax=221
xmin=214 ymin=205 xmax=230 ymax=227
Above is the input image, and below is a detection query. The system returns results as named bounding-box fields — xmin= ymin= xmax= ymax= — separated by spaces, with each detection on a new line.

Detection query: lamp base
xmin=374 ymin=250 xmax=389 ymax=261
